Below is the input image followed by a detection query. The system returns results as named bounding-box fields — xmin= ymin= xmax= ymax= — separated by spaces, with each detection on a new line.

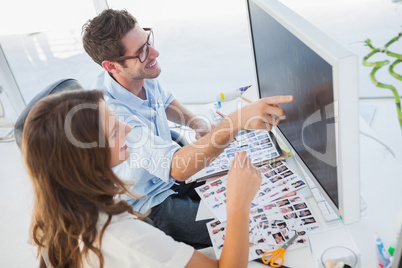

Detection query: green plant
xmin=363 ymin=31 xmax=402 ymax=129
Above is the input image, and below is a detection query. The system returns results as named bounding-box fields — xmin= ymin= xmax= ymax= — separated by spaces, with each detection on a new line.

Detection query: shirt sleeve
xmin=126 ymin=119 xmax=180 ymax=182
xmin=105 ymin=84 xmax=180 ymax=183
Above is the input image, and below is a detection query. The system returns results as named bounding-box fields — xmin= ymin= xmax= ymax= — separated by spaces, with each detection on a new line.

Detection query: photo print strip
xmin=195 ymin=159 xmax=308 ymax=222
xmin=205 ymin=193 xmax=320 ymax=261
xmin=188 ymin=130 xmax=284 ymax=182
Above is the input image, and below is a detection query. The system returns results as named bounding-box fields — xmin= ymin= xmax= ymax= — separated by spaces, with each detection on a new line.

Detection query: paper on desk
xmin=206 ymin=192 xmax=320 ymax=261
xmin=195 ymin=159 xmax=308 ymax=222
xmin=186 ymin=130 xmax=283 ymax=183
xmin=196 ymin=200 xmax=215 ymax=221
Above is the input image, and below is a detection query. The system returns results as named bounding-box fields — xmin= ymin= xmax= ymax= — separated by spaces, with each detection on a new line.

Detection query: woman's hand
xmin=226 ymin=151 xmax=261 ymax=213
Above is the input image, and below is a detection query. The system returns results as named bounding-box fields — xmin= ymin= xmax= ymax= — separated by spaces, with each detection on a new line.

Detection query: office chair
xmin=14 ymin=78 xmax=189 ymax=148
xmin=170 ymin=128 xmax=189 ymax=147
xmin=14 ymin=78 xmax=84 ymax=148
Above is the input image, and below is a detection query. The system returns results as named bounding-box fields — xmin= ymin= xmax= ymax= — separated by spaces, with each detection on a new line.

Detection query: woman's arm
xmin=186 ymin=151 xmax=261 ymax=267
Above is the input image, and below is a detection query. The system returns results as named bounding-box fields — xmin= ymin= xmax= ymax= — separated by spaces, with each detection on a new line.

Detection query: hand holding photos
xmin=188 ymin=130 xmax=284 ymax=182
xmin=206 ymin=194 xmax=320 ymax=261
xmin=195 ymin=160 xmax=307 ymax=222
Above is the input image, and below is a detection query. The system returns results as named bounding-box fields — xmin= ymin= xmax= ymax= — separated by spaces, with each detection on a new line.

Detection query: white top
xmin=83 ymin=212 xmax=194 ymax=268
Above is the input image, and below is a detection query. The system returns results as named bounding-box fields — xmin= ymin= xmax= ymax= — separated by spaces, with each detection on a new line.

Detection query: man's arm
xmin=169 ymin=95 xmax=294 ymax=181
xmin=165 ymin=99 xmax=214 ymax=139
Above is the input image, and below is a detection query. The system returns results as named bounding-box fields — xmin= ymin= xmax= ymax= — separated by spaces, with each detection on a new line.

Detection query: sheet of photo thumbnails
xmin=189 ymin=130 xmax=281 ymax=182
xmin=195 ymin=159 xmax=321 ymax=261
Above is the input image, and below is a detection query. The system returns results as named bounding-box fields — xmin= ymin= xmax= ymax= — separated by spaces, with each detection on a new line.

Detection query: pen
xmin=216 ymin=91 xmax=241 ymax=102
xmin=237 ymin=85 xmax=252 ymax=92
xmin=241 ymin=96 xmax=253 ymax=103
xmin=374 ymin=232 xmax=391 ymax=267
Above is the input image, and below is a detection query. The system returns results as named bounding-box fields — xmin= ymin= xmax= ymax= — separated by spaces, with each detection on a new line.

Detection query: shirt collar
xmin=104 ymin=72 xmax=147 ymax=110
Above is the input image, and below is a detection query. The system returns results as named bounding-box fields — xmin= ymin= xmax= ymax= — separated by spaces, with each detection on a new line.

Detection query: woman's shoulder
xmin=97 ymin=212 xmax=194 ymax=267
xmin=100 ymin=211 xmax=170 ymax=243
xmin=98 ymin=211 xmax=137 ymax=224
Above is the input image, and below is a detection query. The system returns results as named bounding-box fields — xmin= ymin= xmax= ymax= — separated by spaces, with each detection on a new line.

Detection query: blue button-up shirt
xmin=92 ymin=71 xmax=180 ymax=213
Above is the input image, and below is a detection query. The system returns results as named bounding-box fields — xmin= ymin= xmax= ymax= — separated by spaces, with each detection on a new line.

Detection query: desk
xmin=190 ymin=98 xmax=402 ymax=267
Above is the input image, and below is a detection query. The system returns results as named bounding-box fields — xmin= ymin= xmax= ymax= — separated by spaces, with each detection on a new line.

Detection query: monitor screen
xmin=246 ymin=0 xmax=360 ymax=224
xmin=247 ymin=0 xmax=338 ymax=206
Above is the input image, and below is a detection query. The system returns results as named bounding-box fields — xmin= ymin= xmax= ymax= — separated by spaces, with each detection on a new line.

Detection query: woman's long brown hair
xmin=22 ymin=90 xmax=143 ymax=267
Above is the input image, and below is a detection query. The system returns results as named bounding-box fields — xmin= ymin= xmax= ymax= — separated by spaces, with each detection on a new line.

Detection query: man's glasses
xmin=114 ymin=28 xmax=154 ymax=63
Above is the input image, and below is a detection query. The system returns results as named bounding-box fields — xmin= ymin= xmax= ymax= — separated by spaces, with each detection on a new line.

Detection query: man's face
xmin=118 ymin=26 xmax=161 ymax=80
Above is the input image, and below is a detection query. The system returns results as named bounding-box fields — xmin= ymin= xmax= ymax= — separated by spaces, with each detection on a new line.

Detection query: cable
xmin=359 ymin=130 xmax=396 ymax=158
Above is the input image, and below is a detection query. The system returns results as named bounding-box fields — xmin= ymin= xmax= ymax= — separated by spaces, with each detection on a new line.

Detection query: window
xmin=106 ymin=0 xmax=255 ymax=103
xmin=0 ymin=0 xmax=100 ymax=104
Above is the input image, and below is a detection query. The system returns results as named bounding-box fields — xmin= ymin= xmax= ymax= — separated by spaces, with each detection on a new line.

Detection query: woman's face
xmin=99 ymin=100 xmax=131 ymax=167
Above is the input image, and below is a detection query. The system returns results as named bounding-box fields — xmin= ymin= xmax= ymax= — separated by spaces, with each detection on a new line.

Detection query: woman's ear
xmin=102 ymin=60 xmax=120 ymax=74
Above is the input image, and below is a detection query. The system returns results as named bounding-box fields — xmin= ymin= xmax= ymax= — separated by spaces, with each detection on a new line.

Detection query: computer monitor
xmin=246 ymin=0 xmax=360 ymax=224
xmin=390 ymin=227 xmax=402 ymax=268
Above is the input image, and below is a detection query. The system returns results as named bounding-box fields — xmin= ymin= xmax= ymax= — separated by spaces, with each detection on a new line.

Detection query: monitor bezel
xmin=390 ymin=225 xmax=402 ymax=268
xmin=246 ymin=0 xmax=360 ymax=224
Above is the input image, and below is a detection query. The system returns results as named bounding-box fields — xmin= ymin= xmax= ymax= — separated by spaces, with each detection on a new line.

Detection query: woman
xmin=23 ymin=90 xmax=261 ymax=268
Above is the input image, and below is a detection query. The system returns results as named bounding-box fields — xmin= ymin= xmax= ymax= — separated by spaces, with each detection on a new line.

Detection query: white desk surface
xmin=194 ymin=98 xmax=402 ymax=268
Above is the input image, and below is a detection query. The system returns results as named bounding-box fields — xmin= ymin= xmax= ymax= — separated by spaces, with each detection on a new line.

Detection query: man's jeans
xmin=148 ymin=181 xmax=213 ymax=248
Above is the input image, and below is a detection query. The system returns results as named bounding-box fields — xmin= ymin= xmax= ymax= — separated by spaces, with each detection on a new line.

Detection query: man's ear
xmin=102 ymin=60 xmax=120 ymax=74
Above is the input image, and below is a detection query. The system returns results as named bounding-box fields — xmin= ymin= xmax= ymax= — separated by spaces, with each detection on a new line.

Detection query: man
xmin=82 ymin=9 xmax=293 ymax=247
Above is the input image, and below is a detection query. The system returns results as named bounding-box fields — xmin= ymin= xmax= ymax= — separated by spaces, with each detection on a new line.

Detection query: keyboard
xmin=305 ymin=177 xmax=367 ymax=223
xmin=311 ymin=187 xmax=341 ymax=222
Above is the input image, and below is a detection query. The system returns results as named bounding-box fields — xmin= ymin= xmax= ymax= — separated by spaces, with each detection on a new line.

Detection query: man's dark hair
xmin=82 ymin=9 xmax=137 ymax=66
